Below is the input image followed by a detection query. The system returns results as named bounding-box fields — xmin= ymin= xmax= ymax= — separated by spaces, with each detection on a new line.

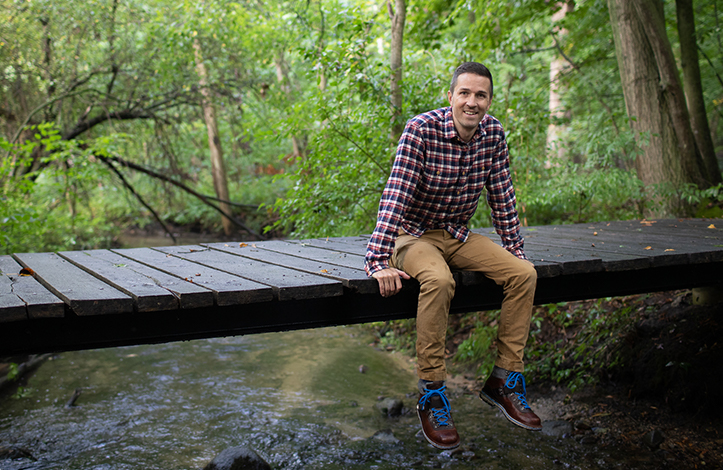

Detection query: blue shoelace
xmin=419 ymin=385 xmax=452 ymax=427
xmin=504 ymin=372 xmax=531 ymax=410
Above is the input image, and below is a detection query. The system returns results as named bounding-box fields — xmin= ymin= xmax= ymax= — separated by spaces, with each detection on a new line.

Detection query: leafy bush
xmin=0 ymin=126 xmax=119 ymax=254
xmin=524 ymin=298 xmax=638 ymax=391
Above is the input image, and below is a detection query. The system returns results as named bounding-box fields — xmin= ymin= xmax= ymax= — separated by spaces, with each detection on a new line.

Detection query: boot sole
xmin=479 ymin=390 xmax=542 ymax=431
xmin=416 ymin=408 xmax=461 ymax=450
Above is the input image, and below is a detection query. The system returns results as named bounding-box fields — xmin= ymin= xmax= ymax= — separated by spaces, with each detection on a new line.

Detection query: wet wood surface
xmin=1 ymin=218 xmax=721 ymax=355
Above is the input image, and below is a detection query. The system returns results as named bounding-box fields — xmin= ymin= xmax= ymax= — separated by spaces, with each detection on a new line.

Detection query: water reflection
xmin=1 ymin=327 xmax=632 ymax=469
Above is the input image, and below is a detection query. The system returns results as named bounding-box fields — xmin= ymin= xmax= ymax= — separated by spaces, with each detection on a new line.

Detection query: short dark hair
xmin=450 ymin=62 xmax=493 ymax=98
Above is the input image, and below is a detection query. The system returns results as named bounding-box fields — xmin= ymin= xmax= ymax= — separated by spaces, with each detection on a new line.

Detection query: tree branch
xmin=6 ymin=89 xmax=98 ymax=147
xmin=101 ymin=157 xmax=177 ymax=243
xmin=98 ymin=153 xmax=265 ymax=239
xmin=62 ymin=109 xmax=152 ymax=141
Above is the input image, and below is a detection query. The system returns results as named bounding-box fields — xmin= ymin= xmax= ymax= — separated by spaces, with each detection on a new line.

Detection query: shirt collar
xmin=443 ymin=107 xmax=489 ymax=143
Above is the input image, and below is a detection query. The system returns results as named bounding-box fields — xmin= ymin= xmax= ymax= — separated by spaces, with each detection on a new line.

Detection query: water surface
xmin=1 ymin=326 xmax=639 ymax=469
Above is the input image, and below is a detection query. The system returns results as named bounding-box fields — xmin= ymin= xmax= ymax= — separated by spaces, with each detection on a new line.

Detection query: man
xmin=364 ymin=62 xmax=541 ymax=450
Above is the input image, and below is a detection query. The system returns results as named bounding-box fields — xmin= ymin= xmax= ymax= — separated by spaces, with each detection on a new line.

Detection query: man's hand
xmin=371 ymin=267 xmax=411 ymax=297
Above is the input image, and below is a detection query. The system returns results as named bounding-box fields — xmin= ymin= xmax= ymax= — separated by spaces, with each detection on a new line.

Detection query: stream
xmin=1 ymin=232 xmax=643 ymax=469
xmin=1 ymin=325 xmax=643 ymax=470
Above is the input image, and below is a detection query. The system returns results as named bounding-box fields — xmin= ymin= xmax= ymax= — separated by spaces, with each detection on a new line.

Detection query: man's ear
xmin=447 ymin=90 xmax=452 ymax=105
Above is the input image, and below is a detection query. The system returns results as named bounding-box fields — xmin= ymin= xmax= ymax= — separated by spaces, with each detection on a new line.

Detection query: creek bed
xmin=1 ymin=326 xmax=643 ymax=469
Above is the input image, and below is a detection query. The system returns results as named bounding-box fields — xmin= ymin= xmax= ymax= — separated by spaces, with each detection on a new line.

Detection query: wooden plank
xmin=112 ymin=247 xmax=274 ymax=306
xmin=528 ymin=244 xmax=646 ymax=272
xmin=525 ymin=226 xmax=722 ymax=265
xmin=584 ymin=218 xmax=723 ymax=240
xmin=85 ymin=250 xmax=215 ymax=309
xmin=527 ymin=220 xmax=723 ymax=246
xmin=58 ymin=250 xmax=181 ymax=312
xmin=205 ymin=240 xmax=375 ymax=294
xmin=468 ymin=228 xmax=608 ymax=275
xmin=524 ymin=247 xmax=604 ymax=275
xmin=155 ymin=245 xmax=343 ymax=301
xmin=246 ymin=240 xmax=367 ymax=270
xmin=0 ymin=256 xmax=27 ymax=322
xmin=292 ymin=236 xmax=370 ymax=256
xmin=0 ymin=256 xmax=64 ymax=320
xmin=524 ymin=233 xmax=682 ymax=268
xmin=12 ymin=252 xmax=133 ymax=316
xmin=0 ymin=294 xmax=26 ymax=322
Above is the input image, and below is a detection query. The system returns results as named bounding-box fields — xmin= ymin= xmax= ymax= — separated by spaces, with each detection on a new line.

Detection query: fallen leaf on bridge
xmin=320 ymin=269 xmax=329 ymax=273
xmin=19 ymin=267 xmax=34 ymax=276
xmin=708 ymin=224 xmax=716 ymax=229
xmin=665 ymin=249 xmax=675 ymax=252
xmin=239 ymin=243 xmax=248 ymax=248
xmin=645 ymin=246 xmax=652 ymax=250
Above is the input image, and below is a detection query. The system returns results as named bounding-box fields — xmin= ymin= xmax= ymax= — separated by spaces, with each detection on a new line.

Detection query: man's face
xmin=447 ymin=73 xmax=493 ymax=140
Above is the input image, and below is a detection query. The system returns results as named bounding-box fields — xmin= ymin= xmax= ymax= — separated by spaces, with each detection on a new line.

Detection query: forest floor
xmin=376 ymin=289 xmax=723 ymax=469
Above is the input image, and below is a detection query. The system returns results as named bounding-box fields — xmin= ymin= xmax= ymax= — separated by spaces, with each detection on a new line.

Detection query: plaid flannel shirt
xmin=364 ymin=107 xmax=526 ymax=276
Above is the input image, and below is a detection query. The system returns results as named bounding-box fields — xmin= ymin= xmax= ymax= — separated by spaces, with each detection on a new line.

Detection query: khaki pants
xmin=390 ymin=229 xmax=537 ymax=381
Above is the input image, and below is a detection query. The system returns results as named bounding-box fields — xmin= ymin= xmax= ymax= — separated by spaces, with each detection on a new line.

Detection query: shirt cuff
xmin=365 ymin=260 xmax=390 ymax=277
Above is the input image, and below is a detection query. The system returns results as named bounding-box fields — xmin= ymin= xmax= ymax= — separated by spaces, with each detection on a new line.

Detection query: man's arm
xmin=364 ymin=123 xmax=425 ymax=291
xmin=485 ymin=129 xmax=526 ymax=260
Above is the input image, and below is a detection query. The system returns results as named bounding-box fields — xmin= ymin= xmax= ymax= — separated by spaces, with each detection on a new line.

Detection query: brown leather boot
xmin=480 ymin=372 xmax=542 ymax=431
xmin=417 ymin=381 xmax=461 ymax=449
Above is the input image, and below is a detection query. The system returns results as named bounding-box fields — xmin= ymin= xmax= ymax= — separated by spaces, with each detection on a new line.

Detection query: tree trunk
xmin=546 ymin=1 xmax=574 ymax=167
xmin=193 ymin=38 xmax=233 ymax=236
xmin=676 ymin=0 xmax=722 ymax=184
xmin=607 ymin=0 xmax=706 ymax=217
xmin=389 ymin=0 xmax=406 ymax=145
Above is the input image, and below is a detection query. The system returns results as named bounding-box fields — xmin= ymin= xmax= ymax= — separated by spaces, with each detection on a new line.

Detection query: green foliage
xmin=1 ymin=126 xmax=118 ymax=253
xmin=6 ymin=363 xmax=20 ymax=382
xmin=516 ymin=158 xmax=645 ymax=225
xmin=2 ymin=0 xmax=721 ymax=249
xmin=12 ymin=386 xmax=33 ymax=400
xmin=524 ymin=298 xmax=638 ymax=392
xmin=371 ymin=319 xmax=417 ymax=355
xmin=449 ymin=298 xmax=644 ymax=392
xmin=453 ymin=310 xmax=500 ymax=380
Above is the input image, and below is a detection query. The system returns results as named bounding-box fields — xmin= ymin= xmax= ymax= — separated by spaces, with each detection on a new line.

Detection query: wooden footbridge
xmin=1 ymin=218 xmax=721 ymax=356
